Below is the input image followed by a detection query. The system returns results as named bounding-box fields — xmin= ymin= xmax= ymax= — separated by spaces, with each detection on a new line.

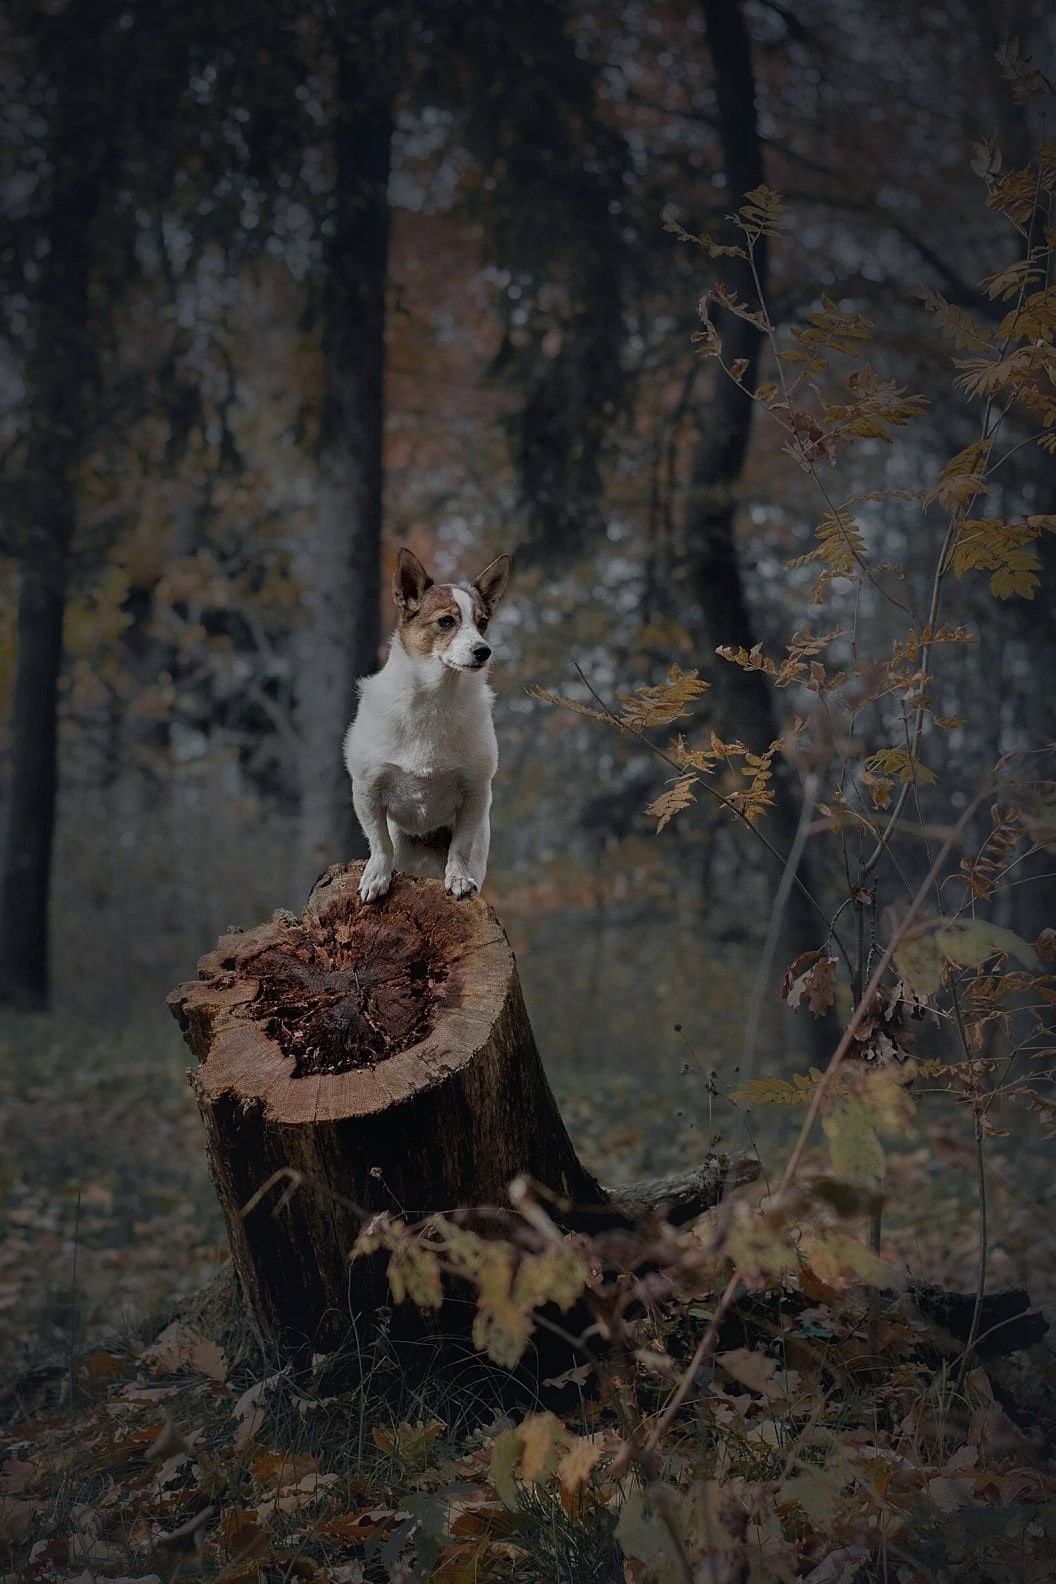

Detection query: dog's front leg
xmin=445 ymin=786 xmax=491 ymax=899
xmin=352 ymin=778 xmax=395 ymax=902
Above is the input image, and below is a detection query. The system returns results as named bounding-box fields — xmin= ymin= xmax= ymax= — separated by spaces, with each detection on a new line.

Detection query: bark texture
xmin=169 ymin=863 xmax=756 ymax=1351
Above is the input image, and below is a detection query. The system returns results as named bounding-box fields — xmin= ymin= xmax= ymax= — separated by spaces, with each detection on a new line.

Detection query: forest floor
xmin=2 ymin=1006 xmax=1055 ymax=1583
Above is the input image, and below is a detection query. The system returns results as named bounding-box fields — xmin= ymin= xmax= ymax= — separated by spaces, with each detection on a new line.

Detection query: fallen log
xmin=168 ymin=862 xmax=756 ymax=1351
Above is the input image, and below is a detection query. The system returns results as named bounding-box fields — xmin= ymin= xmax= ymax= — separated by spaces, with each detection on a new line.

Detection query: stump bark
xmin=169 ymin=862 xmax=755 ymax=1350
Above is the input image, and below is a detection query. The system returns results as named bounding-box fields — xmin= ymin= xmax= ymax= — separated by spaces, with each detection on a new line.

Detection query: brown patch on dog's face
xmin=397 ymin=584 xmax=465 ymax=659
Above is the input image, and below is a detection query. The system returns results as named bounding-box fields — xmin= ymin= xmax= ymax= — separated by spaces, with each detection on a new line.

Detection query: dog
xmin=343 ymin=547 xmax=512 ymax=904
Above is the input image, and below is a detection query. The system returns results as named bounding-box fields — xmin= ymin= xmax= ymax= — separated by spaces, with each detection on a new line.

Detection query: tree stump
xmin=168 ymin=862 xmax=756 ymax=1351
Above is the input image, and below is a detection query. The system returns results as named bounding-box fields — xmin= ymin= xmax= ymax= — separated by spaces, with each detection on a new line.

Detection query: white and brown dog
xmin=343 ymin=547 xmax=512 ymax=904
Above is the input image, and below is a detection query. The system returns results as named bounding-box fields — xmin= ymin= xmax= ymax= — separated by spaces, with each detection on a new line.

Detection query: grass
xmin=0 ymin=1007 xmax=225 ymax=1383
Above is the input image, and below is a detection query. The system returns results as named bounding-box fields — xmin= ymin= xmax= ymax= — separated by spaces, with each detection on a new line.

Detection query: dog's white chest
xmin=383 ymin=765 xmax=464 ymax=834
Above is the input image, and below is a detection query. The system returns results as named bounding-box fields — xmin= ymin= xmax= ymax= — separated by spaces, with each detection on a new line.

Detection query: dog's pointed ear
xmin=393 ymin=548 xmax=432 ymax=613
xmin=473 ymin=554 xmax=512 ymax=614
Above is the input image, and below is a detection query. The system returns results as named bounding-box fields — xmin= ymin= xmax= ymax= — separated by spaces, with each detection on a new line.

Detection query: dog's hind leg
xmin=391 ymin=826 xmax=448 ymax=880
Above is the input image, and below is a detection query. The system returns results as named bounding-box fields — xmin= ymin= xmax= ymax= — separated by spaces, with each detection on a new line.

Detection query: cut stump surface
xmin=169 ymin=863 xmax=757 ymax=1350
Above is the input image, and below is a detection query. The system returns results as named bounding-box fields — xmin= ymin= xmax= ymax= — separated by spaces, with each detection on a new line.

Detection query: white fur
xmin=343 ymin=573 xmax=505 ymax=904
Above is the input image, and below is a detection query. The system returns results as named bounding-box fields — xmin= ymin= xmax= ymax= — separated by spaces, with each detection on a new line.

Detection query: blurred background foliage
xmin=0 ymin=0 xmax=1053 ymax=1135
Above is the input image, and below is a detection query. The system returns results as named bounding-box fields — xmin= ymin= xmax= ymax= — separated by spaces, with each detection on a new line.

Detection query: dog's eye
xmin=477 ymin=616 xmax=489 ymax=633
xmin=437 ymin=613 xmax=457 ymax=629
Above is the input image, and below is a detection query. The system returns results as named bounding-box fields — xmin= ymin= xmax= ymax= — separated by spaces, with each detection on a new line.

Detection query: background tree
xmin=0 ymin=0 xmax=194 ymax=1007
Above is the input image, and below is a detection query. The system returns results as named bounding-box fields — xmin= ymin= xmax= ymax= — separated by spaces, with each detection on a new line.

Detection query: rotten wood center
xmin=242 ymin=884 xmax=469 ymax=1076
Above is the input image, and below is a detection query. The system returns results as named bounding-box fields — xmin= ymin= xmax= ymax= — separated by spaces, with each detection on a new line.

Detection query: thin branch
xmin=739 ymin=770 xmax=822 ymax=1087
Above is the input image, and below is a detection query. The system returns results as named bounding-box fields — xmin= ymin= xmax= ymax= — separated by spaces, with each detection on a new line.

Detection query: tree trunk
xmin=294 ymin=28 xmax=394 ymax=893
xmin=168 ymin=863 xmax=757 ymax=1352
xmin=0 ymin=55 xmax=103 ymax=1007
xmin=0 ymin=573 xmax=67 ymax=1008
xmin=678 ymin=0 xmax=833 ymax=1054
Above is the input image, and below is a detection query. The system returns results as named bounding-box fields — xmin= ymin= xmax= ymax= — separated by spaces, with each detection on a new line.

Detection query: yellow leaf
xmin=557 ymin=1436 xmax=603 ymax=1495
xmin=472 ymin=1245 xmax=533 ymax=1368
xmin=866 ymin=746 xmax=938 ymax=786
xmin=386 ymin=1237 xmax=443 ymax=1310
xmin=733 ymin=1069 xmax=823 ymax=1107
xmin=524 ymin=684 xmax=609 ymax=722
xmin=616 ymin=665 xmax=708 ymax=730
xmin=932 ymin=438 xmax=993 ymax=510
xmin=822 ymin=1098 xmax=885 ymax=1187
xmin=736 ymin=183 xmax=787 ymax=240
xmin=799 ymin=1227 xmax=902 ymax=1290
xmin=990 ymin=551 xmax=1040 ymax=599
xmin=646 ymin=772 xmax=697 ymax=832
xmin=518 ymin=1411 xmax=567 ymax=1484
xmin=918 ymin=286 xmax=992 ymax=352
xmin=491 ymin=1429 xmax=522 ymax=1508
xmin=896 ymin=918 xmax=1042 ymax=998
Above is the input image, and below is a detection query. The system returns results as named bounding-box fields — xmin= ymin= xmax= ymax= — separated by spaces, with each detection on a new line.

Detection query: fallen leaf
xmin=371 ymin=1417 xmax=445 ymax=1466
xmin=151 ymin=1503 xmax=216 ymax=1553
xmin=0 ymin=1459 xmax=37 ymax=1495
xmin=923 ymin=1472 xmax=977 ymax=1512
xmin=219 ymin=1506 xmax=268 ymax=1560
xmin=140 ymin=1321 xmax=228 ymax=1383
xmin=146 ymin=1418 xmax=195 ymax=1462
xmin=231 ymin=1370 xmax=290 ymax=1448
xmin=318 ymin=1507 xmax=410 ymax=1544
xmin=0 ymin=1498 xmax=39 ymax=1542
xmin=802 ymin=1548 xmax=870 ymax=1584
xmin=717 ymin=1348 xmax=783 ymax=1397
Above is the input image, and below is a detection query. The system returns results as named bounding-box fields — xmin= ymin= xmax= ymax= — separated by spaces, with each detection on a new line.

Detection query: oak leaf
xmin=782 ymin=952 xmax=838 ymax=1017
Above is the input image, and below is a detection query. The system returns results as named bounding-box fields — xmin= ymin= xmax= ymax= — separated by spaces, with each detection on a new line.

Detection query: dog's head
xmin=392 ymin=548 xmax=512 ymax=672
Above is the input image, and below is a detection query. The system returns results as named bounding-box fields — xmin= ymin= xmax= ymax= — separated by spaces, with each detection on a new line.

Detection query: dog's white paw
xmin=359 ymin=858 xmax=393 ymax=903
xmin=445 ymin=864 xmax=479 ymax=900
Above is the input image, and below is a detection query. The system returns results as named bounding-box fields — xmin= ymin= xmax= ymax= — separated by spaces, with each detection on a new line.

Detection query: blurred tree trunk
xmin=0 ymin=574 xmax=69 ymax=1009
xmin=294 ymin=21 xmax=394 ymax=894
xmin=678 ymin=0 xmax=831 ymax=1051
xmin=0 ymin=94 xmax=102 ymax=1008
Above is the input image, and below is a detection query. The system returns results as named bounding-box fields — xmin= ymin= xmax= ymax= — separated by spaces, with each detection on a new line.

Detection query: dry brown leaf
xmin=0 ymin=1459 xmax=36 ymax=1495
xmin=146 ymin=1418 xmax=195 ymax=1462
xmin=782 ymin=951 xmax=838 ymax=1017
xmin=318 ymin=1507 xmax=410 ymax=1544
xmin=717 ymin=1347 xmax=782 ymax=1398
xmin=139 ymin=1320 xmax=228 ymax=1382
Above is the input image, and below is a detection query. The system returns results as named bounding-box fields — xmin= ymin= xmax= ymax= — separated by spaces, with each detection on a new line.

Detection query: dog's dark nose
xmin=472 ymin=643 xmax=491 ymax=665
